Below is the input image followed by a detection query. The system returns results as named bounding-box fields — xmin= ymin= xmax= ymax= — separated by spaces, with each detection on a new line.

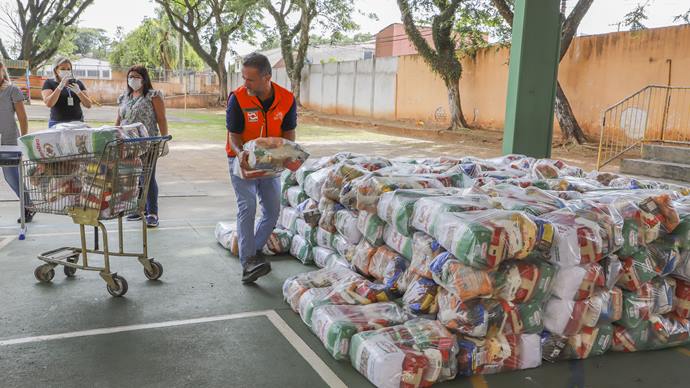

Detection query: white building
xmin=37 ymin=57 xmax=112 ymax=79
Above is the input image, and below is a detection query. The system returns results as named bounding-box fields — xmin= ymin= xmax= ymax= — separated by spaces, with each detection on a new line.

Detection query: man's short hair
xmin=243 ymin=52 xmax=272 ymax=77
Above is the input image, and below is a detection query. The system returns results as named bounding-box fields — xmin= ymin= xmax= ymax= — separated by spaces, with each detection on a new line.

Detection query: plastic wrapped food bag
xmin=321 ymin=278 xmax=394 ymax=306
xmin=294 ymin=218 xmax=317 ymax=246
xmin=352 ymin=175 xmax=446 ymax=214
xmin=349 ymin=319 xmax=458 ymax=388
xmin=541 ymin=324 xmax=614 ymax=361
xmin=616 ymin=250 xmax=660 ymax=291
xmin=282 ymin=267 xmax=362 ymax=311
xmin=298 ymin=287 xmax=333 ymax=327
xmin=383 ymin=225 xmax=414 ymax=260
xmin=245 ymin=137 xmax=309 ymax=172
xmin=280 ymin=169 xmax=297 ymax=187
xmin=313 ymin=246 xmax=339 ymax=269
xmin=433 ymin=210 xmax=543 ymax=270
xmin=296 ymin=198 xmax=321 ymax=227
xmin=286 ymin=186 xmax=308 ymax=208
xmin=377 ymin=189 xmax=454 ymax=236
xmin=409 ymin=232 xmax=444 ymax=279
xmin=541 ymin=209 xmax=606 ymax=267
xmin=437 ymin=290 xmax=543 ymax=337
xmin=618 ymin=279 xmax=676 ymax=329
xmin=368 ymin=247 xmax=409 ymax=295
xmin=430 ymin=252 xmax=493 ymax=301
xmin=215 ymin=222 xmax=238 ymax=256
xmin=303 ymin=166 xmax=332 ymax=201
xmin=456 ymin=334 xmax=542 ymax=376
xmin=544 ymin=288 xmax=623 ymax=336
xmin=676 ymin=278 xmax=690 ymax=318
xmin=673 ymin=250 xmax=690 ymax=282
xmin=351 ymin=240 xmax=377 ymax=276
xmin=290 ymin=234 xmax=314 ymax=264
xmin=322 ymin=162 xmax=370 ymax=201
xmin=550 ymin=262 xmax=605 ymax=301
xmin=315 ymin=227 xmax=336 ymax=250
xmin=318 ymin=197 xmax=342 ymax=233
xmin=333 ymin=233 xmax=357 ymax=262
xmin=493 ymin=260 xmax=557 ymax=304
xmin=357 ymin=211 xmax=386 ymax=246
xmin=311 ymin=303 xmax=410 ymax=360
xmin=335 ymin=209 xmax=363 ymax=245
xmin=278 ymin=206 xmax=299 ymax=232
xmin=402 ymin=277 xmax=439 ymax=317
xmin=266 ymin=228 xmax=293 ymax=254
xmin=295 ymin=158 xmax=328 ymax=187
xmin=647 ymin=239 xmax=681 ymax=276
xmin=411 ymin=195 xmax=492 ymax=237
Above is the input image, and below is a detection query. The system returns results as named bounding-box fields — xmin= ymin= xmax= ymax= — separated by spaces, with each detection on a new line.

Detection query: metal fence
xmin=596 ymin=85 xmax=690 ymax=169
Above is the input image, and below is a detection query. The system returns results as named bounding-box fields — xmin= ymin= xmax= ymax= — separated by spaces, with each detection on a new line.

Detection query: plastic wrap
xmin=295 ymin=198 xmax=321 ymax=227
xmin=295 ymin=158 xmax=328 ymax=187
xmin=541 ymin=324 xmax=614 ymax=361
xmin=351 ymin=240 xmax=377 ymax=276
xmin=544 ymin=288 xmax=623 ymax=335
xmin=294 ymin=218 xmax=317 ymax=246
xmin=617 ymin=250 xmax=660 ymax=291
xmin=647 ymin=239 xmax=681 ymax=276
xmin=266 ymin=228 xmax=293 ymax=254
xmin=438 ymin=290 xmax=543 ymax=337
xmin=286 ymin=186 xmax=308 ymax=208
xmin=409 ymin=233 xmax=444 ymax=279
xmin=411 ymin=195 xmax=492 ymax=237
xmin=243 ymin=137 xmax=309 ymax=172
xmin=494 ymin=260 xmax=557 ymax=304
xmin=322 ymin=162 xmax=370 ymax=201
xmin=456 ymin=334 xmax=542 ymax=376
xmin=550 ymin=263 xmax=605 ymax=301
xmin=298 ymin=287 xmax=333 ymax=327
xmin=541 ymin=209 xmax=607 ymax=267
xmin=333 ymin=233 xmax=357 ymax=262
xmin=319 ymin=278 xmax=394 ymax=306
xmin=349 ymin=175 xmax=446 ymax=214
xmin=601 ymin=255 xmax=624 ymax=290
xmin=430 ymin=252 xmax=493 ymax=301
xmin=613 ymin=314 xmax=690 ymax=352
xmin=402 ymin=277 xmax=440 ymax=317
xmin=675 ymin=278 xmax=690 ymax=318
xmin=335 ymin=209 xmax=363 ymax=245
xmin=433 ymin=210 xmax=544 ymax=270
xmin=282 ymin=267 xmax=363 ymax=311
xmin=313 ymin=246 xmax=338 ymax=268
xmin=383 ymin=225 xmax=414 ymax=260
xmin=214 ymin=222 xmax=238 ymax=256
xmin=673 ymin=250 xmax=690 ymax=281
xmin=357 ymin=211 xmax=386 ymax=246
xmin=290 ymin=234 xmax=314 ymax=264
xmin=368 ymin=246 xmax=409 ymax=295
xmin=303 ymin=166 xmax=332 ymax=201
xmin=619 ymin=278 xmax=676 ymax=329
xmin=311 ymin=303 xmax=410 ymax=360
xmin=280 ymin=169 xmax=297 ymax=187
xmin=377 ymin=189 xmax=452 ymax=236
xmin=315 ymin=227 xmax=336 ymax=250
xmin=350 ymin=319 xmax=458 ymax=388
xmin=318 ymin=197 xmax=342 ymax=233
xmin=278 ymin=206 xmax=299 ymax=232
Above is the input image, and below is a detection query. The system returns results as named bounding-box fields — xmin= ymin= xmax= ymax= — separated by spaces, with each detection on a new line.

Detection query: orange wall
xmin=396 ymin=24 xmax=690 ymax=138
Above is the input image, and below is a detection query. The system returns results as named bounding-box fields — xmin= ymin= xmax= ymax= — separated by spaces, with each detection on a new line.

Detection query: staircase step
xmin=620 ymin=158 xmax=690 ymax=182
xmin=642 ymin=144 xmax=690 ymax=164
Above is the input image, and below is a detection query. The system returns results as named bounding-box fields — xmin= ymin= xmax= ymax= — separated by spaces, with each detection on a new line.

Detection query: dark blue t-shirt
xmin=226 ymin=93 xmax=297 ymax=134
xmin=42 ymin=78 xmax=86 ymax=123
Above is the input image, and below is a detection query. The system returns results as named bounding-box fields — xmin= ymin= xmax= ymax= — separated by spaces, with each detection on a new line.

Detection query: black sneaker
xmin=127 ymin=213 xmax=143 ymax=221
xmin=241 ymin=259 xmax=271 ymax=284
xmin=17 ymin=210 xmax=35 ymax=224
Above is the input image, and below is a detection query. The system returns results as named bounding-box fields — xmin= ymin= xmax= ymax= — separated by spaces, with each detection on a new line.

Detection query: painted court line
xmin=470 ymin=375 xmax=489 ymax=388
xmin=0 ymin=310 xmax=347 ymax=388
xmin=0 ymin=236 xmax=12 ymax=252
xmin=678 ymin=347 xmax=690 ymax=357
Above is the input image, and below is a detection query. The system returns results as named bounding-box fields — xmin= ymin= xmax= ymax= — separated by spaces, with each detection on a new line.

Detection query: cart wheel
xmin=34 ymin=264 xmax=55 ymax=283
xmin=144 ymin=259 xmax=163 ymax=281
xmin=106 ymin=275 xmax=128 ymax=297
xmin=64 ymin=257 xmax=78 ymax=277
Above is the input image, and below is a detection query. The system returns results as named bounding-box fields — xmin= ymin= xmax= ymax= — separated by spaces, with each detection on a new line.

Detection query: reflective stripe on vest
xmin=226 ymin=82 xmax=295 ymax=157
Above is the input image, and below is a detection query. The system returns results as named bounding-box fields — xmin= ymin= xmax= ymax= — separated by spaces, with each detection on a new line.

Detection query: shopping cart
xmin=23 ymin=135 xmax=172 ymax=297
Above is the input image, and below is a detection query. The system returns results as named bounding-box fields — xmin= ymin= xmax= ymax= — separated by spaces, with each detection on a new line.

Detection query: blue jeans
xmin=2 ymin=166 xmax=30 ymax=206
xmin=145 ymin=163 xmax=158 ymax=215
xmin=228 ymin=157 xmax=281 ymax=266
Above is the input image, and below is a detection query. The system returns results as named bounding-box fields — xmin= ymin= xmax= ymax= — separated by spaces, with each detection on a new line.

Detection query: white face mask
xmin=128 ymin=77 xmax=143 ymax=91
xmin=58 ymin=69 xmax=72 ymax=79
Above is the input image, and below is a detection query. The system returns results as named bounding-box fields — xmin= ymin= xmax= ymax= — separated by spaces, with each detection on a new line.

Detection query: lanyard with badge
xmin=67 ymin=87 xmax=75 ymax=107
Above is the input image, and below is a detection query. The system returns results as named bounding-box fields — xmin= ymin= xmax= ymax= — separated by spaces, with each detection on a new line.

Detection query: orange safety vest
xmin=226 ymin=82 xmax=295 ymax=157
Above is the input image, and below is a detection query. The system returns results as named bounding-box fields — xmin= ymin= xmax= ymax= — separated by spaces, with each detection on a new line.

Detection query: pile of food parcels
xmin=18 ymin=122 xmax=152 ymax=218
xmin=216 ymin=152 xmax=690 ymax=387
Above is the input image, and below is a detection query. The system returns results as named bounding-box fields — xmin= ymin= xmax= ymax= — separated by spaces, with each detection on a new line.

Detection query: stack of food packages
xmin=279 ymin=153 xmax=690 ymax=387
xmin=22 ymin=123 xmax=151 ymax=217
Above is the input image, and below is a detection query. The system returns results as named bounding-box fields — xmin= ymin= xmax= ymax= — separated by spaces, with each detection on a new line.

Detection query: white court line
xmin=0 ymin=310 xmax=347 ymax=388
xmin=0 ymin=236 xmax=12 ymax=251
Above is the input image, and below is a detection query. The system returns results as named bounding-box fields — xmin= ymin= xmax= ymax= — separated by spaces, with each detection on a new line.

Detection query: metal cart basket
xmin=22 ymin=136 xmax=171 ymax=296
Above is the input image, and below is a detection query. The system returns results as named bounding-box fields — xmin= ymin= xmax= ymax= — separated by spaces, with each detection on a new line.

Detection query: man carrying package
xmin=226 ymin=53 xmax=297 ymax=283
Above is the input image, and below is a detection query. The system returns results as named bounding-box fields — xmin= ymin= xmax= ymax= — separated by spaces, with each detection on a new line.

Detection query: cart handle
xmin=120 ymin=135 xmax=173 ymax=144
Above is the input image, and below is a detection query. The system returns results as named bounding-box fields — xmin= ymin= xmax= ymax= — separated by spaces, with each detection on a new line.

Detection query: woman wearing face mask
xmin=41 ymin=57 xmax=92 ymax=128
xmin=115 ymin=65 xmax=169 ymax=228
xmin=0 ymin=59 xmax=34 ymax=222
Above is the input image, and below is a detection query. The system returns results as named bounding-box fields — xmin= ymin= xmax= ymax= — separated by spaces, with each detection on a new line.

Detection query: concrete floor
xmin=1 ymin=136 xmax=689 ymax=388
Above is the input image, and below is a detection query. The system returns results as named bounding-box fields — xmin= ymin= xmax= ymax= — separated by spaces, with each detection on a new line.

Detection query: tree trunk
xmin=217 ymin=64 xmax=228 ymax=105
xmin=555 ymin=81 xmax=587 ymax=144
xmin=291 ymin=73 xmax=302 ymax=106
xmin=446 ymin=79 xmax=469 ymax=130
